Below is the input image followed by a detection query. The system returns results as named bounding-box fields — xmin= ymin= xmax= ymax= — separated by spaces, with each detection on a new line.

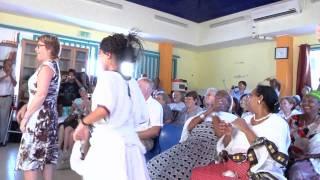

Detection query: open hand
xmin=218 ymin=121 xmax=233 ymax=136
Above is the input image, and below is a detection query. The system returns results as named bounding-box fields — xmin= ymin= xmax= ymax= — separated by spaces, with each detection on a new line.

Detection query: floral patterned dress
xmin=16 ymin=60 xmax=60 ymax=170
xmin=288 ymin=114 xmax=320 ymax=177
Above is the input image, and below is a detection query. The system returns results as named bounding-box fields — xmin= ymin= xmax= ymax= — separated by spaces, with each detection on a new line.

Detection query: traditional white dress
xmin=218 ymin=114 xmax=290 ymax=180
xmin=70 ymin=71 xmax=150 ymax=180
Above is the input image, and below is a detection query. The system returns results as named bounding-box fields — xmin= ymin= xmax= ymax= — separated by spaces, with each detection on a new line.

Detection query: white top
xmin=218 ymin=114 xmax=290 ymax=180
xmin=168 ymin=102 xmax=186 ymax=111
xmin=0 ymin=69 xmax=15 ymax=96
xmin=136 ymin=96 xmax=163 ymax=131
xmin=277 ymin=109 xmax=301 ymax=121
xmin=180 ymin=111 xmax=238 ymax=142
xmin=70 ymin=71 xmax=150 ymax=180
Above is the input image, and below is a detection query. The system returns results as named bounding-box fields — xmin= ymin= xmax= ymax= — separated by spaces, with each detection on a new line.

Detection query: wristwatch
xmin=199 ymin=113 xmax=206 ymax=120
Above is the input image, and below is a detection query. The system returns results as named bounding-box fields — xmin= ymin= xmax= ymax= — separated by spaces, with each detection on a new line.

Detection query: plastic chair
xmin=158 ymin=123 xmax=183 ymax=153
xmin=145 ymin=135 xmax=161 ymax=162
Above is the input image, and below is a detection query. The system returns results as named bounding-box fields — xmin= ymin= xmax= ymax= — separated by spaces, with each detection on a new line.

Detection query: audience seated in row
xmin=191 ymin=85 xmax=290 ymax=179
xmin=155 ymin=92 xmax=173 ymax=124
xmin=147 ymin=89 xmax=237 ymax=179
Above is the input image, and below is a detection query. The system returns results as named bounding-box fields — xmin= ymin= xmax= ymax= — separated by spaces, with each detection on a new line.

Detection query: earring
xmin=258 ymin=100 xmax=261 ymax=104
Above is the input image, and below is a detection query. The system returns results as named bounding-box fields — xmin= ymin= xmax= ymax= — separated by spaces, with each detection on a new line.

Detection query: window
xmin=310 ymin=47 xmax=320 ymax=90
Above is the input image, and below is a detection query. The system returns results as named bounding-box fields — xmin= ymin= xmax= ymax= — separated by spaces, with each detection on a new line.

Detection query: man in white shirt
xmin=0 ymin=59 xmax=16 ymax=145
xmin=137 ymin=78 xmax=163 ymax=151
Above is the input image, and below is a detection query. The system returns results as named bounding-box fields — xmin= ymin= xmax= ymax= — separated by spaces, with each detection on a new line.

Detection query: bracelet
xmin=81 ymin=118 xmax=90 ymax=126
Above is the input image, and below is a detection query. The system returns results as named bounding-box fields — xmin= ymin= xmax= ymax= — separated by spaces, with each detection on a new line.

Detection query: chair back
xmin=159 ymin=123 xmax=183 ymax=152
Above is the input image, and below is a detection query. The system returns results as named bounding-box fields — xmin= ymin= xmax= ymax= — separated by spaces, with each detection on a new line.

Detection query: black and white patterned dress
xmin=16 ymin=60 xmax=61 ymax=170
xmin=147 ymin=121 xmax=218 ymax=180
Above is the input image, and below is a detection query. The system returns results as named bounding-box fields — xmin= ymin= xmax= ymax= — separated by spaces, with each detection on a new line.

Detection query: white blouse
xmin=217 ymin=114 xmax=291 ymax=180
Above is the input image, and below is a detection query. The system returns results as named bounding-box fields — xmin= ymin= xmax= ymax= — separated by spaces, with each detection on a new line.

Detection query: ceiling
xmin=126 ymin=0 xmax=281 ymax=23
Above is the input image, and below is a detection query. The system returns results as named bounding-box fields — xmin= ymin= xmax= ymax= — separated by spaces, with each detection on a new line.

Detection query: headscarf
xmin=309 ymin=91 xmax=320 ymax=101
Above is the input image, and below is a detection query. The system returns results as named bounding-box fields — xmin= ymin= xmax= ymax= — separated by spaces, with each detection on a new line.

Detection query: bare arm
xmin=187 ymin=115 xmax=204 ymax=131
xmin=9 ymin=73 xmax=17 ymax=86
xmin=23 ymin=66 xmax=53 ymax=120
xmin=138 ymin=126 xmax=161 ymax=140
xmin=73 ymin=106 xmax=108 ymax=141
xmin=75 ymin=78 xmax=83 ymax=88
xmin=82 ymin=106 xmax=109 ymax=125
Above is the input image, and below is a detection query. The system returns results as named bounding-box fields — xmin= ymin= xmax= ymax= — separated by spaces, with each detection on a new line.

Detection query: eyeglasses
xmin=36 ymin=44 xmax=46 ymax=48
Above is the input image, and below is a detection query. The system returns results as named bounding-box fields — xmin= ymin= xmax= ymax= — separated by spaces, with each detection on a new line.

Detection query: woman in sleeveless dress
xmin=16 ymin=35 xmax=61 ymax=180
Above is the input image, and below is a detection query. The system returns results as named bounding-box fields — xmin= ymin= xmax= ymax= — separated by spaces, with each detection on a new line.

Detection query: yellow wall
xmin=0 ymin=12 xmax=159 ymax=51
xmin=174 ymin=33 xmax=318 ymax=94
xmin=173 ymin=48 xmax=199 ymax=89
xmin=189 ymin=41 xmax=276 ymax=91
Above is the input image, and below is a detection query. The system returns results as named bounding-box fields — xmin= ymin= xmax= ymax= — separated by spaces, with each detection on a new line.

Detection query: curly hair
xmin=99 ymin=32 xmax=143 ymax=64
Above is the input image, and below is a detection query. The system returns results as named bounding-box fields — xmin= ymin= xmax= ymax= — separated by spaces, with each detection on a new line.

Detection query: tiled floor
xmin=0 ymin=143 xmax=82 ymax=180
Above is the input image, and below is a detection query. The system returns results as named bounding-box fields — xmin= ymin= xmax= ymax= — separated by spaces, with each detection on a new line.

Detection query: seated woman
xmin=58 ymin=88 xmax=91 ymax=154
xmin=278 ymin=96 xmax=301 ymax=122
xmin=155 ymin=92 xmax=173 ymax=124
xmin=147 ymin=89 xmax=238 ymax=179
xmin=287 ymin=91 xmax=320 ymax=179
xmin=191 ymin=85 xmax=291 ymax=180
xmin=239 ymin=94 xmax=252 ymax=118
xmin=174 ymin=90 xmax=203 ymax=124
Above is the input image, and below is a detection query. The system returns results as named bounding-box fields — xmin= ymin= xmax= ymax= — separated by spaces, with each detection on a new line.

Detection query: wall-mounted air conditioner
xmin=251 ymin=0 xmax=301 ymax=22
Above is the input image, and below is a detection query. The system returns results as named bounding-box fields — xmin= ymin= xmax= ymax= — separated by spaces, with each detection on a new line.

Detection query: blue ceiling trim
xmin=127 ymin=0 xmax=281 ymax=23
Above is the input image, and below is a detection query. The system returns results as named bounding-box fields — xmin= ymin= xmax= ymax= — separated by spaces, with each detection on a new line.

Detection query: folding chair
xmin=3 ymin=105 xmax=21 ymax=145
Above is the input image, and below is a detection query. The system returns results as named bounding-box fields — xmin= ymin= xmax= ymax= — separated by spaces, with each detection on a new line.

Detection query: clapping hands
xmin=212 ymin=116 xmax=233 ymax=137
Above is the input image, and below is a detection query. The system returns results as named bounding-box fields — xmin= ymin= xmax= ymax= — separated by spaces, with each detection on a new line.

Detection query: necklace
xmin=253 ymin=113 xmax=272 ymax=122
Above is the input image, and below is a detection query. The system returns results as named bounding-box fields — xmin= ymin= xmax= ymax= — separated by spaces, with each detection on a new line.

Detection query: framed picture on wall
xmin=275 ymin=47 xmax=288 ymax=59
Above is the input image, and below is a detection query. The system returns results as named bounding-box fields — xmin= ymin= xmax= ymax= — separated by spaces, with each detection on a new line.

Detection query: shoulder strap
xmin=247 ymin=137 xmax=289 ymax=167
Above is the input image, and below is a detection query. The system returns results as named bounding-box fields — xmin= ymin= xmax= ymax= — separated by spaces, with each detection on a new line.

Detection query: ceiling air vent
xmin=154 ymin=15 xmax=188 ymax=28
xmin=84 ymin=0 xmax=123 ymax=10
xmin=251 ymin=0 xmax=301 ymax=22
xmin=209 ymin=16 xmax=247 ymax=28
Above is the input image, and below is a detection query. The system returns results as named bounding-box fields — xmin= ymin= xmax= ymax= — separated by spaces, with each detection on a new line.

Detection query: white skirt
xmin=70 ymin=126 xmax=150 ymax=180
